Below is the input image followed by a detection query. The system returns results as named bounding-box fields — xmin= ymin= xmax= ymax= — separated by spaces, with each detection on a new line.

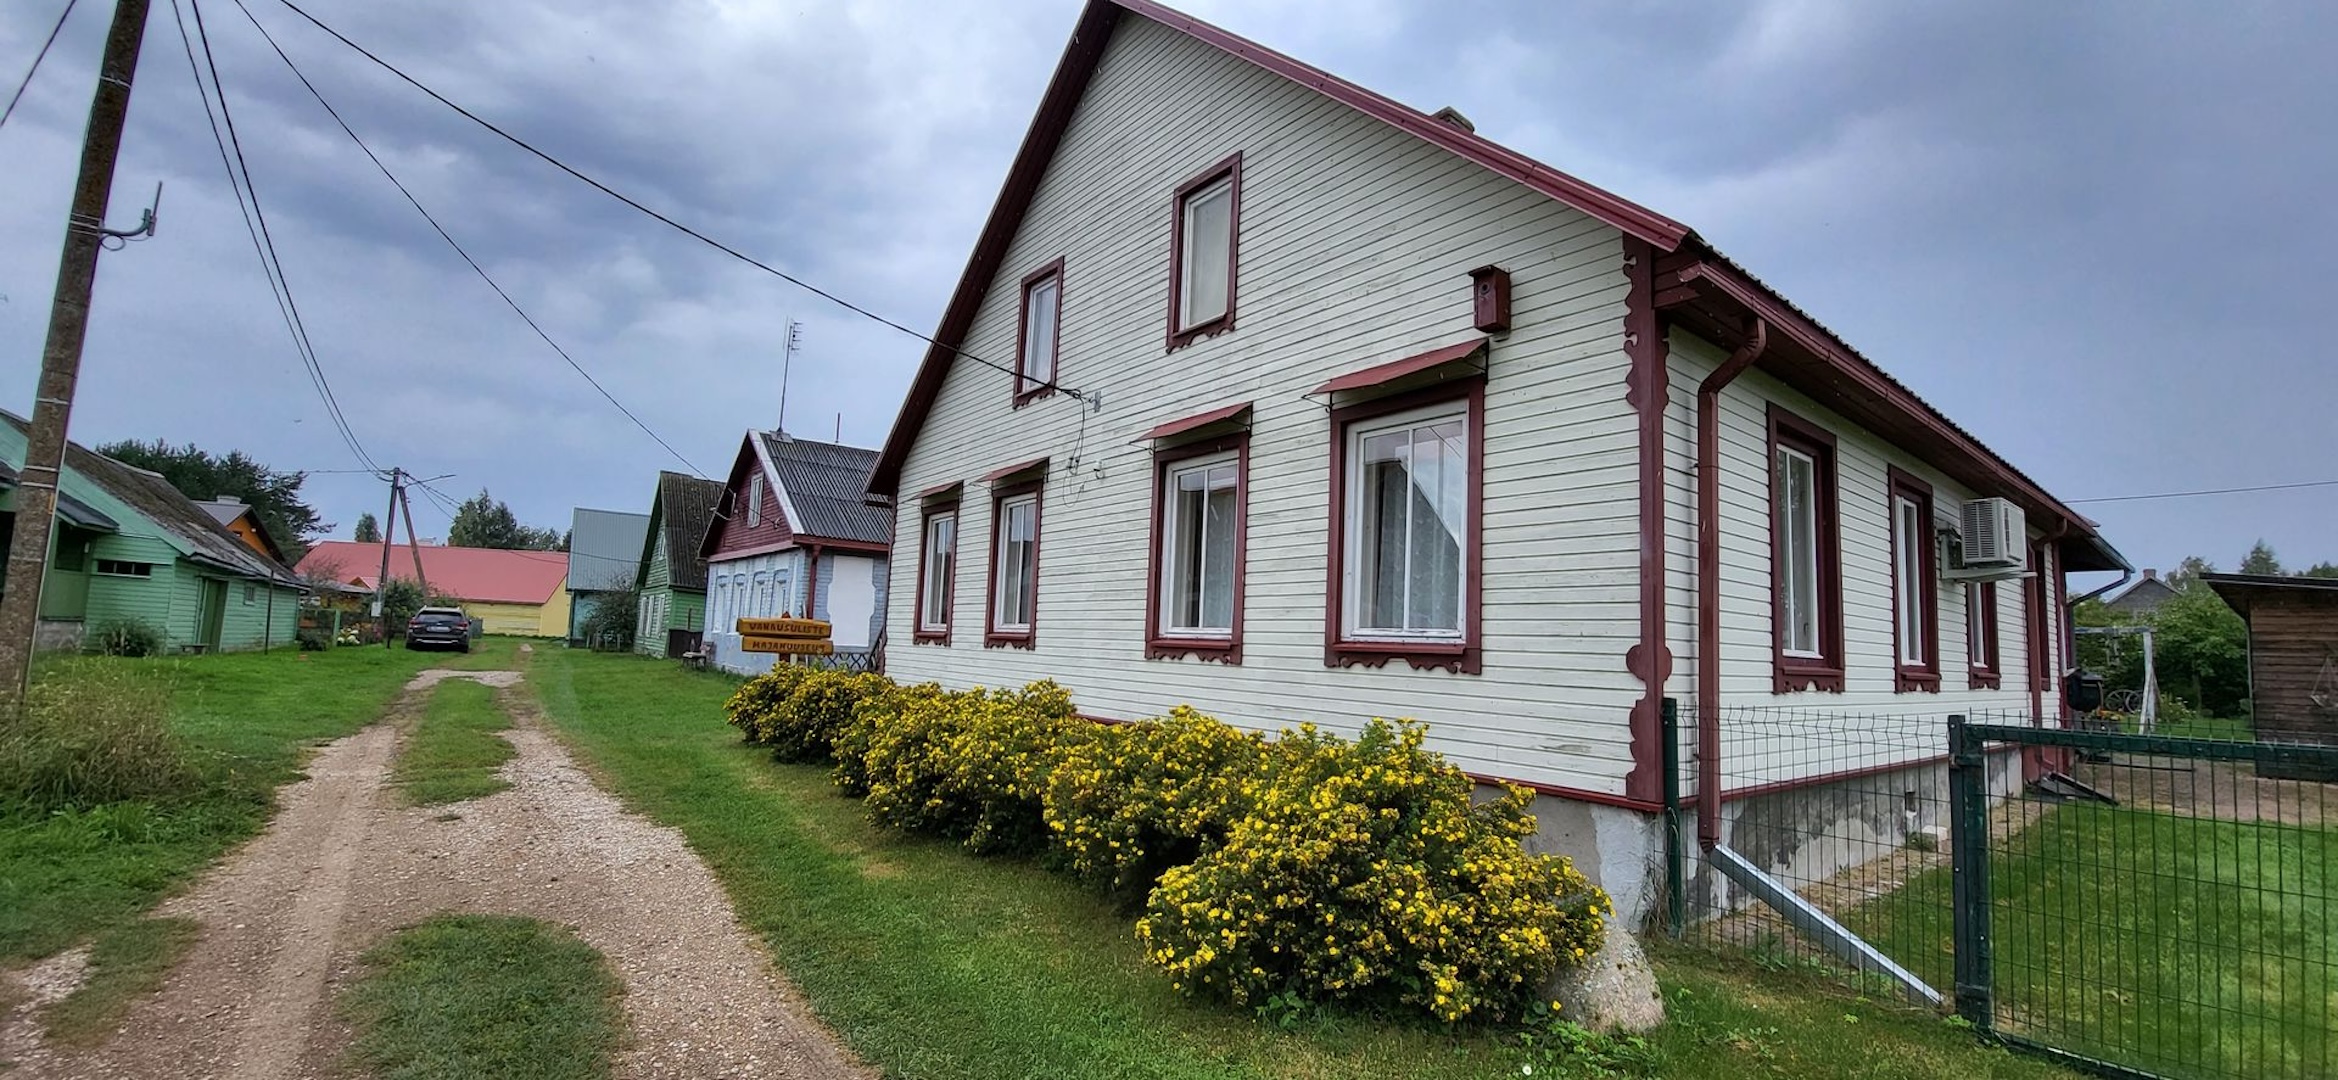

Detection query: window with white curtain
xmin=1342 ymin=402 xmax=1467 ymax=639
xmin=1159 ymin=454 xmax=1239 ymax=635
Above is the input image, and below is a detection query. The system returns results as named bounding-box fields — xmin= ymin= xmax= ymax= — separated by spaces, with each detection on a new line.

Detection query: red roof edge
xmin=1313 ymin=338 xmax=1487 ymax=394
xmin=1140 ymin=400 xmax=1251 ymax=441
xmin=980 ymin=456 xmax=1051 ymax=483
xmin=867 ymin=0 xmax=1691 ymax=497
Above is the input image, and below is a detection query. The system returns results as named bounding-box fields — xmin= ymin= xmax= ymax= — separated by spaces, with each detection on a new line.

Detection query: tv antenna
xmin=778 ymin=318 xmax=803 ymax=434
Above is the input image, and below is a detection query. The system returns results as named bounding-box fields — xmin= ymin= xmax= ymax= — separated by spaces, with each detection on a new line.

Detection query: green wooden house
xmin=633 ymin=471 xmax=723 ymax=658
xmin=0 ymin=411 xmax=304 ymax=652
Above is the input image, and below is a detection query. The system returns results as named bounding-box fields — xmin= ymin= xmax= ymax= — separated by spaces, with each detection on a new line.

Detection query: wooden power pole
xmin=0 ymin=0 xmax=155 ymax=698
xmin=376 ymin=467 xmax=400 ymax=648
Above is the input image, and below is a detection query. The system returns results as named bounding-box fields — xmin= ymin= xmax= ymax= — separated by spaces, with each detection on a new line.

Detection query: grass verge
xmin=395 ymin=678 xmax=515 ymax=806
xmin=340 ymin=913 xmax=624 ymax=1080
xmin=531 ymin=649 xmax=2072 ymax=1080
xmin=40 ymin=916 xmax=200 ymax=1045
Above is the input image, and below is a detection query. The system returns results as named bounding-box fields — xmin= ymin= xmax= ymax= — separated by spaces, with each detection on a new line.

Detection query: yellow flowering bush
xmin=1135 ymin=720 xmax=1609 ymax=1024
xmin=860 ymin=680 xmax=1089 ymax=855
xmin=766 ymin=670 xmax=893 ymax=763
xmin=1042 ymin=706 xmax=1267 ymax=898
xmin=722 ymin=665 xmax=811 ymax=744
xmin=831 ymin=680 xmax=940 ymax=796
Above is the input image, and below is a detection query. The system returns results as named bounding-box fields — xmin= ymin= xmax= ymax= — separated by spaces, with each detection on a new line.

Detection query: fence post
xmin=1661 ymin=696 xmax=1684 ymax=938
xmin=1947 ymin=714 xmax=1993 ymax=1029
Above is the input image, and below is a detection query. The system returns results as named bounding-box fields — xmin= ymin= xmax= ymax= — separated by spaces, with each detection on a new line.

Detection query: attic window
xmin=1168 ymin=154 xmax=1241 ymax=348
xmin=747 ymin=474 xmax=764 ymax=529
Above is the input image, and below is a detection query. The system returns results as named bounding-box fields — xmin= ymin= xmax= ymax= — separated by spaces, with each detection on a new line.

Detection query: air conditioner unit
xmin=1949 ymin=497 xmax=2026 ymax=579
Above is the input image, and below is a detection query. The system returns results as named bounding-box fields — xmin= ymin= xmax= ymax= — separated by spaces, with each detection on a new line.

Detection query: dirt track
xmin=6 ymin=668 xmax=870 ymax=1079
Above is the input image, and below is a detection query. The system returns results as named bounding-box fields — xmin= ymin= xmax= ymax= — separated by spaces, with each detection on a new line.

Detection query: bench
xmin=679 ymin=650 xmax=711 ymax=671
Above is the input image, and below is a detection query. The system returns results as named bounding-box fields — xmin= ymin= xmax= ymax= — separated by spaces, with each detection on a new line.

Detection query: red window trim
xmin=983 ymin=475 xmax=1043 ymax=650
xmin=1165 ymin=152 xmax=1242 ymax=351
xmin=1967 ymin=581 xmax=2002 ymax=690
xmin=911 ymin=493 xmax=960 ymax=645
xmin=1768 ymin=404 xmax=1845 ymax=693
xmin=1014 ymin=258 xmax=1065 ymax=407
xmin=1323 ymin=376 xmax=1484 ymax=675
xmin=1144 ymin=431 xmax=1249 ymax=664
xmin=1887 ymin=466 xmax=1942 ymax=694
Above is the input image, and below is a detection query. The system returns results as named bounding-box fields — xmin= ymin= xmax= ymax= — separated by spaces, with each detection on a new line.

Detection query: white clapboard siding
xmin=885 ymin=15 xmax=1645 ymax=794
xmin=1663 ymin=330 xmax=2060 ymax=790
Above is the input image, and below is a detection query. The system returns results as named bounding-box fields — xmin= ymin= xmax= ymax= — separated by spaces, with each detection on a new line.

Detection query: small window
xmin=1326 ymin=382 xmax=1482 ymax=674
xmin=1888 ymin=468 xmax=1941 ymax=693
xmin=1149 ymin=437 xmax=1247 ymax=661
xmin=1967 ymin=582 xmax=2001 ymax=689
xmin=987 ymin=485 xmax=1041 ymax=647
xmin=916 ymin=507 xmax=958 ymax=641
xmin=1769 ymin=406 xmax=1843 ymax=693
xmin=1016 ymin=261 xmax=1063 ymax=403
xmin=243 ymin=583 xmax=258 ymax=605
xmin=1168 ymin=155 xmax=1241 ymax=348
xmin=746 ymin=474 xmax=764 ymax=529
xmin=94 ymin=560 xmax=153 ymax=578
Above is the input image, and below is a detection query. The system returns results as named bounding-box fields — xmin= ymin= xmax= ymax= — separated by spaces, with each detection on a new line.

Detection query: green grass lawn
xmin=395 ymin=677 xmax=516 ymax=806
xmin=339 ymin=913 xmax=624 ymax=1080
xmin=1847 ymin=801 xmax=2334 ymax=1079
xmin=1 ymin=636 xmax=524 ymax=966
xmin=530 ymin=649 xmax=2073 ymax=1080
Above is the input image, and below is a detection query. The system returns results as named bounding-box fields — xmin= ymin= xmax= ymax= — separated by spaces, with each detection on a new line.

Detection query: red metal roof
xmin=980 ymin=457 xmax=1050 ymax=483
xmin=295 ymin=541 xmax=569 ymax=606
xmin=1313 ymin=339 xmax=1487 ymax=394
xmin=1140 ymin=400 xmax=1251 ymax=440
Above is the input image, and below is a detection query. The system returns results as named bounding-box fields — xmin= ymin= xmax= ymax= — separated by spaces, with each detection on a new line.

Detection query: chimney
xmin=216 ymin=494 xmax=243 ymax=505
xmin=2141 ymin=568 xmax=2157 ymax=581
xmin=1431 ymin=106 xmax=1476 ymax=133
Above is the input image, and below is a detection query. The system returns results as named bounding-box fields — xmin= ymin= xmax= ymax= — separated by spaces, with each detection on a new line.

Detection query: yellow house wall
xmin=467 ymin=596 xmax=565 ymax=638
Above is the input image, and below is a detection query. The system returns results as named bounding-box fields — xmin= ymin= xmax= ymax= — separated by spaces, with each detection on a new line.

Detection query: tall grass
xmin=0 ymin=664 xmax=199 ymax=809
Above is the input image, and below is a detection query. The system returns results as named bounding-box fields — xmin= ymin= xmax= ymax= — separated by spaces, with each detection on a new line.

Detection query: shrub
xmin=1043 ymin=706 xmax=1267 ymax=898
xmin=769 ymin=671 xmax=893 ymax=763
xmin=0 ymin=664 xmax=200 ymax=809
xmin=296 ymin=629 xmax=331 ymax=651
xmin=831 ymin=680 xmax=936 ymax=796
xmin=861 ymin=680 xmax=1088 ymax=855
xmin=88 ymin=618 xmax=165 ymax=658
xmin=1135 ymin=720 xmax=1609 ymax=1024
xmin=723 ymin=665 xmax=810 ymax=744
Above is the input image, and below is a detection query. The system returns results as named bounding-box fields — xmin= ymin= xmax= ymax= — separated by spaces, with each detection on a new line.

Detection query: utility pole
xmin=0 ymin=0 xmax=156 ymax=699
xmin=376 ymin=467 xmax=400 ymax=648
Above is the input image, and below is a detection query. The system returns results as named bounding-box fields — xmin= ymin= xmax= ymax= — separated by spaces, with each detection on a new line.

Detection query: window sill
xmin=913 ymin=628 xmax=951 ymax=646
xmin=1326 ymin=639 xmax=1479 ymax=675
xmin=1968 ymin=669 xmax=2002 ymax=691
xmin=1147 ymin=635 xmax=1241 ymax=664
xmin=1167 ymin=315 xmax=1233 ymax=352
xmin=1895 ymin=668 xmax=1943 ymax=694
xmin=1773 ymin=660 xmax=1845 ymax=694
xmin=985 ymin=630 xmax=1035 ymax=650
xmin=1012 ymin=384 xmax=1057 ymax=409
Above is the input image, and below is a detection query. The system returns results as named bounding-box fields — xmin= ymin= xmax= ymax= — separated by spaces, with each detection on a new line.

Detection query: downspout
xmin=2068 ymin=566 xmax=2131 ymax=609
xmin=1697 ymin=317 xmax=1767 ymax=848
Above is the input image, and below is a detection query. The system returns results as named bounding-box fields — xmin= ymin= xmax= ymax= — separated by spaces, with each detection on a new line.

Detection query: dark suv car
xmin=404 ymin=606 xmax=472 ymax=652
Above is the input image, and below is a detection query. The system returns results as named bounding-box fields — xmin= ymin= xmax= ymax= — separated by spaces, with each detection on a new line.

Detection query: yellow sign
xmin=740 ymin=636 xmax=835 ymax=656
xmin=736 ymin=616 xmax=831 ymax=638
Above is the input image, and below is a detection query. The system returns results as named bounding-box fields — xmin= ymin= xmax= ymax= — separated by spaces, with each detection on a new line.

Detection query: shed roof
xmin=2203 ymin=573 xmax=2338 ymax=617
xmin=567 ymin=507 xmax=650 ymax=593
xmin=296 ymin=540 xmax=569 ymax=605
xmin=761 ymin=434 xmax=890 ymax=545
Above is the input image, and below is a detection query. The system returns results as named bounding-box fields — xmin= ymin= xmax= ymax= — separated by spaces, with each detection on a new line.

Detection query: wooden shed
xmin=2203 ymin=573 xmax=2338 ymax=780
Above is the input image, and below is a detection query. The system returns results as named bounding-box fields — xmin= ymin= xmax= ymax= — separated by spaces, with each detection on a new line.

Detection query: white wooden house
xmin=700 ymin=432 xmax=892 ymax=675
xmin=865 ymin=0 xmax=2127 ymax=924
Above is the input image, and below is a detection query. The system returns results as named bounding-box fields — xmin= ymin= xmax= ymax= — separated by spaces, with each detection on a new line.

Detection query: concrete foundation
xmin=34 ymin=618 xmax=84 ymax=653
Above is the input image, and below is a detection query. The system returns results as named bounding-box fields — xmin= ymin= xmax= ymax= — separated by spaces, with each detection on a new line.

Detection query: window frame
xmin=1887 ymin=466 xmax=1942 ymax=693
xmin=913 ymin=497 xmax=959 ymax=645
xmin=1014 ymin=258 xmax=1065 ymax=406
xmin=1768 ymin=405 xmax=1844 ymax=693
xmin=1145 ymin=432 xmax=1249 ymax=663
xmin=1165 ymin=153 xmax=1242 ymax=351
xmin=746 ymin=473 xmax=764 ymax=529
xmin=1324 ymin=377 xmax=1484 ymax=674
xmin=1967 ymin=581 xmax=2002 ymax=690
xmin=984 ymin=477 xmax=1043 ymax=649
xmin=94 ymin=559 xmax=153 ymax=578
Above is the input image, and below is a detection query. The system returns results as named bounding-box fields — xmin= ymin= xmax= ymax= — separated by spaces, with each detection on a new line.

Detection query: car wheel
xmin=458 ymin=643 xmax=471 ymax=654
xmin=404 ymin=641 xmax=418 ymax=651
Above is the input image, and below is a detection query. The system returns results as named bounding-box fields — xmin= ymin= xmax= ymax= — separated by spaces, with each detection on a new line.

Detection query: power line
xmin=268 ymin=0 xmax=1091 ymax=405
xmin=229 ymin=0 xmax=704 ymax=478
xmin=0 ymin=0 xmax=77 ymax=131
xmin=2069 ymin=478 xmax=2338 ymax=506
xmin=173 ymin=0 xmax=379 ymax=473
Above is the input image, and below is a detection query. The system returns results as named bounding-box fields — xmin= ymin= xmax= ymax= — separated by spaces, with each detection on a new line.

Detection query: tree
xmin=378 ymin=578 xmax=425 ymax=635
xmin=2304 ymin=562 xmax=2338 ymax=579
xmin=353 ymin=512 xmax=381 ymax=543
xmin=96 ymin=439 xmax=328 ymax=561
xmin=2163 ymin=555 xmax=2216 ymax=593
xmin=576 ymin=584 xmax=640 ymax=651
xmin=2147 ymin=585 xmax=2251 ymax=716
xmin=2238 ymin=540 xmax=2283 ymax=576
xmin=446 ymin=488 xmax=564 ymax=550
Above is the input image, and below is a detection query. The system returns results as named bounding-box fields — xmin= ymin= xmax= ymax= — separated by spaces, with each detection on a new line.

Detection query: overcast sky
xmin=3 ymin=0 xmax=2332 ymax=580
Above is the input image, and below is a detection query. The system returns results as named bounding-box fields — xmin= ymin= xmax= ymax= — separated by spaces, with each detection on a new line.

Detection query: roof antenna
xmin=778 ymin=318 xmax=803 ymax=436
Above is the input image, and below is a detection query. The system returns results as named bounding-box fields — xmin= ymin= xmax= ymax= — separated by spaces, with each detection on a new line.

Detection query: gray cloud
xmin=2 ymin=0 xmax=2331 ymax=574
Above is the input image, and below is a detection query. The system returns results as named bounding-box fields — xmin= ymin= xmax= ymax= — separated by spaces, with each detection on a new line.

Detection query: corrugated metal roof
xmin=567 ymin=507 xmax=649 ymax=593
xmin=760 ymin=434 xmax=890 ymax=545
xmin=648 ymin=471 xmax=724 ymax=591
xmin=296 ymin=540 xmax=569 ymax=605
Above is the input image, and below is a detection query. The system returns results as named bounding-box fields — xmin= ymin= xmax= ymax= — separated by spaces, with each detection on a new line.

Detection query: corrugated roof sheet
xmin=649 ymin=471 xmax=724 ymax=591
xmin=567 ymin=507 xmax=650 ymax=593
xmin=296 ymin=541 xmax=569 ymax=605
xmin=760 ymin=435 xmax=890 ymax=545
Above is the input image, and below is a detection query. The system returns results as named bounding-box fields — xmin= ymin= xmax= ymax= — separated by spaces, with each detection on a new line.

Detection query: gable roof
xmin=567 ymin=507 xmax=650 ymax=593
xmin=0 ymin=410 xmax=293 ymax=583
xmin=194 ymin=497 xmax=290 ymax=563
xmin=638 ymin=471 xmax=724 ymax=591
xmin=860 ymin=0 xmax=2123 ymax=572
xmin=295 ymin=540 xmax=568 ymax=605
xmin=760 ymin=434 xmax=890 ymax=545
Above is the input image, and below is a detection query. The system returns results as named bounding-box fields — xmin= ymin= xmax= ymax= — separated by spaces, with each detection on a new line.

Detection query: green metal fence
xmin=1949 ymin=718 xmax=2336 ymax=1080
